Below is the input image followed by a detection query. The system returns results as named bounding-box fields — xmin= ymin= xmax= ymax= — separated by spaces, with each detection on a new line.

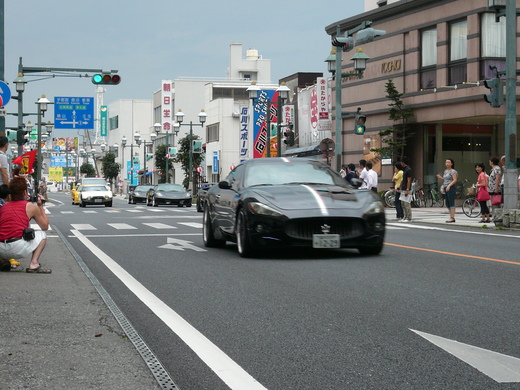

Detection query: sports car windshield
xmin=245 ymin=162 xmax=338 ymax=187
xmin=157 ymin=184 xmax=185 ymax=192
xmin=134 ymin=185 xmax=153 ymax=191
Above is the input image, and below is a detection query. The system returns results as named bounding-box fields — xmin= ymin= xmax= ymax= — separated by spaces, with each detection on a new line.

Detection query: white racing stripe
xmin=302 ymin=185 xmax=329 ymax=216
xmin=71 ymin=229 xmax=267 ymax=390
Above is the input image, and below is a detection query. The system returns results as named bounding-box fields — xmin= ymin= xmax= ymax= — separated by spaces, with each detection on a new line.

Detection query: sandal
xmin=26 ymin=265 xmax=52 ymax=274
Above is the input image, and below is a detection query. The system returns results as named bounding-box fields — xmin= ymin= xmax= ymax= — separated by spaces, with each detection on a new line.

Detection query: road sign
xmin=54 ymin=97 xmax=94 ymax=129
xmin=0 ymin=81 xmax=12 ymax=107
xmin=100 ymin=106 xmax=108 ymax=136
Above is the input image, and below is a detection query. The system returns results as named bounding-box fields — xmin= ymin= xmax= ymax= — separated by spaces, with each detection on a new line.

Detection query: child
xmin=0 ymin=184 xmax=20 ymax=270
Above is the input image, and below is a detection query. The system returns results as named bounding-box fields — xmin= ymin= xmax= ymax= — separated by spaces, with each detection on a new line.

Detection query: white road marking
xmin=178 ymin=222 xmax=203 ymax=229
xmin=83 ymin=210 xmax=97 ymax=213
xmin=411 ymin=329 xmax=520 ymax=383
xmin=71 ymin=224 xmax=96 ymax=230
xmin=108 ymin=223 xmax=138 ymax=230
xmin=143 ymin=223 xmax=177 ymax=229
xmin=158 ymin=237 xmax=206 ymax=252
xmin=31 ymin=223 xmax=52 ymax=231
xmin=387 ymin=223 xmax=520 ymax=238
xmin=61 ymin=211 xmax=74 ymax=214
xmin=71 ymin=229 xmax=267 ymax=390
xmin=127 ymin=209 xmax=143 ymax=213
xmin=105 ymin=210 xmax=120 ymax=213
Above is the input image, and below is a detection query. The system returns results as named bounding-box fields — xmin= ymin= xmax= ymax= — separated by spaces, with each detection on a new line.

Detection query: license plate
xmin=312 ymin=234 xmax=340 ymax=248
xmin=95 ymin=199 xmax=102 ymax=203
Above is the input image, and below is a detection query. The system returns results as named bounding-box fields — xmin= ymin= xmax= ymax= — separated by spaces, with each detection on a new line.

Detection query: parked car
xmin=196 ymin=183 xmax=217 ymax=212
xmin=71 ymin=184 xmax=83 ymax=205
xmin=203 ymin=158 xmax=385 ymax=257
xmin=146 ymin=183 xmax=192 ymax=207
xmin=79 ymin=185 xmax=113 ymax=207
xmin=128 ymin=185 xmax=154 ymax=204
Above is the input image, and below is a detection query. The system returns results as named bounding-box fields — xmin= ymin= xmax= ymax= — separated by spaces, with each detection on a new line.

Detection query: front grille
xmin=285 ymin=218 xmax=364 ymax=240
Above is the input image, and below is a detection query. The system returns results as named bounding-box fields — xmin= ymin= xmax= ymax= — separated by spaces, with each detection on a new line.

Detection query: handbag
xmin=476 ymin=187 xmax=490 ymax=202
xmin=491 ymin=194 xmax=503 ymax=205
xmin=440 ymin=186 xmax=446 ymax=194
xmin=22 ymin=228 xmax=35 ymax=241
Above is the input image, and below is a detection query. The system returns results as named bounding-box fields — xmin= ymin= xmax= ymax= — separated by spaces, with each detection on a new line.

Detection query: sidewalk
xmin=385 ymin=206 xmax=500 ymax=229
xmin=0 ymin=230 xmax=163 ymax=389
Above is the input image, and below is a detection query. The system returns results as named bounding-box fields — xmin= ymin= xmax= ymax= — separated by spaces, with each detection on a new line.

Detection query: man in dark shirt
xmin=400 ymin=157 xmax=413 ymax=222
xmin=345 ymin=163 xmax=358 ymax=184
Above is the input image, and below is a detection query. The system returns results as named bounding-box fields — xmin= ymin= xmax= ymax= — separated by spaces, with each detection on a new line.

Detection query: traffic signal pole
xmin=503 ymin=0 xmax=517 ymax=210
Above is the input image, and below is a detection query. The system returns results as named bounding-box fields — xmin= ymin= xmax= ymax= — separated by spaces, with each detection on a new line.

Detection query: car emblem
xmin=321 ymin=224 xmax=331 ymax=234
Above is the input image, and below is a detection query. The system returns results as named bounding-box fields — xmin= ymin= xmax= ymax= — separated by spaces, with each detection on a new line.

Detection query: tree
xmin=80 ymin=162 xmax=96 ymax=177
xmin=174 ymin=134 xmax=204 ymax=189
xmin=101 ymin=152 xmax=120 ymax=187
xmin=371 ymin=79 xmax=414 ymax=161
xmin=154 ymin=144 xmax=173 ymax=184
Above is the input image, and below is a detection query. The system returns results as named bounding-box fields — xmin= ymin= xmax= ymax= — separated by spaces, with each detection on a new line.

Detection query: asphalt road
xmin=47 ymin=192 xmax=520 ymax=390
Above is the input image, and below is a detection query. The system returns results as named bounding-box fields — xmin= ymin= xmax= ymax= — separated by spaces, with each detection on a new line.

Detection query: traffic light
xmin=283 ymin=130 xmax=295 ymax=146
xmin=92 ymin=73 xmax=121 ymax=85
xmin=483 ymin=77 xmax=503 ymax=108
xmin=355 ymin=113 xmax=366 ymax=135
xmin=355 ymin=28 xmax=386 ymax=45
xmin=16 ymin=127 xmax=28 ymax=146
xmin=332 ymin=33 xmax=355 ymax=52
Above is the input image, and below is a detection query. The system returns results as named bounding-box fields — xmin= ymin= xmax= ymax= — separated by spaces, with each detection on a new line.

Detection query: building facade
xmin=326 ymin=0 xmax=519 ymax=190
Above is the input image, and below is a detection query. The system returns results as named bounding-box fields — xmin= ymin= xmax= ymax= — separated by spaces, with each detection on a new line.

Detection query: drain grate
xmin=57 ymin=228 xmax=179 ymax=390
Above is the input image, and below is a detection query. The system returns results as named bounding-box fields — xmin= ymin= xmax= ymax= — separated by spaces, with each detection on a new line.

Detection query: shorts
xmin=0 ymin=231 xmax=47 ymax=259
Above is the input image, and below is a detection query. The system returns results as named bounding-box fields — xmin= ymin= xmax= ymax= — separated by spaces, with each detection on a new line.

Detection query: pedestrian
xmin=118 ymin=180 xmax=123 ymax=196
xmin=399 ymin=157 xmax=413 ymax=222
xmin=436 ymin=158 xmax=458 ymax=223
xmin=345 ymin=163 xmax=358 ymax=184
xmin=0 ymin=184 xmax=19 ymax=271
xmin=358 ymin=159 xmax=368 ymax=189
xmin=39 ymin=177 xmax=48 ymax=201
xmin=488 ymin=156 xmax=502 ymax=220
xmin=366 ymin=162 xmax=378 ymax=193
xmin=0 ymin=176 xmax=50 ymax=273
xmin=0 ymin=135 xmax=10 ymax=186
xmin=392 ymin=162 xmax=404 ymax=221
xmin=475 ymin=162 xmax=491 ymax=223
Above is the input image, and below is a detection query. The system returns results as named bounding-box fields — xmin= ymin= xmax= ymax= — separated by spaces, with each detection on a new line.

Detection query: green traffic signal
xmin=92 ymin=73 xmax=121 ymax=85
xmin=355 ymin=113 xmax=366 ymax=135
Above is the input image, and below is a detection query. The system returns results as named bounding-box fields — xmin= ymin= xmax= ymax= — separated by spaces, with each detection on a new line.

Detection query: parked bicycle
xmin=411 ymin=178 xmax=425 ymax=208
xmin=382 ymin=188 xmax=396 ymax=208
xmin=461 ymin=183 xmax=481 ymax=218
xmin=423 ymin=182 xmax=444 ymax=207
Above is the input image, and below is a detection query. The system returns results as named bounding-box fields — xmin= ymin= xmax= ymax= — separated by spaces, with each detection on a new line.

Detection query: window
xmin=449 ymin=20 xmax=467 ymax=84
xmin=481 ymin=13 xmax=506 ymax=79
xmin=421 ymin=28 xmax=437 ymax=89
xmin=207 ymin=123 xmax=219 ymax=143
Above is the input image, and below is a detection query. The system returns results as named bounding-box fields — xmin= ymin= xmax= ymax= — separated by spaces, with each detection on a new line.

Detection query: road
xmin=46 ymin=192 xmax=520 ymax=389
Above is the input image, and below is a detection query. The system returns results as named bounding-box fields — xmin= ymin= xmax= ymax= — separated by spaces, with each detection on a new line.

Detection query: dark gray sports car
xmin=146 ymin=183 xmax=192 ymax=207
xmin=128 ymin=185 xmax=154 ymax=204
xmin=203 ymin=158 xmax=385 ymax=257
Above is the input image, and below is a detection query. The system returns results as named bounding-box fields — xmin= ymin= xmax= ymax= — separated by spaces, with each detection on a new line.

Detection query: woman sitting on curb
xmin=0 ymin=177 xmax=50 ymax=273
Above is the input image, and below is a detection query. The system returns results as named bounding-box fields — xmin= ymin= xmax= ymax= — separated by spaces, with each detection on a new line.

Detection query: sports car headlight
xmin=247 ymin=202 xmax=284 ymax=217
xmin=156 ymin=192 xmax=164 ymax=197
xmin=364 ymin=201 xmax=384 ymax=216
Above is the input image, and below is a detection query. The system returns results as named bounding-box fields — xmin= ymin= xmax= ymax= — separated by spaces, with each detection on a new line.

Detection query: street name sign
xmin=54 ymin=97 xmax=94 ymax=129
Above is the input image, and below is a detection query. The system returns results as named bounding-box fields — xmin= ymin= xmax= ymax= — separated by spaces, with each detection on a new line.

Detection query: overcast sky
xmin=4 ymin=0 xmax=364 ymax=130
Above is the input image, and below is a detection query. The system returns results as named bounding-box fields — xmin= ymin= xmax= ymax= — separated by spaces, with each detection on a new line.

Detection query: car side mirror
xmin=218 ymin=180 xmax=232 ymax=190
xmin=350 ymin=178 xmax=363 ymax=188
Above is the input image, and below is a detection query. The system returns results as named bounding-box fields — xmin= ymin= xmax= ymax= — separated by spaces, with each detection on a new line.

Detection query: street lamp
xmin=13 ymin=73 xmax=27 ymax=155
xmin=140 ymin=133 xmax=156 ymax=185
xmin=35 ymin=94 xmax=52 ymax=195
xmin=175 ymin=109 xmax=206 ymax=191
xmin=121 ymin=131 xmax=141 ymax=189
xmin=246 ymin=83 xmax=290 ymax=157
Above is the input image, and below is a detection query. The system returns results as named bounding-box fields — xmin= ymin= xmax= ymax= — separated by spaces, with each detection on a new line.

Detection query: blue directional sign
xmin=0 ymin=81 xmax=12 ymax=107
xmin=54 ymin=97 xmax=94 ymax=129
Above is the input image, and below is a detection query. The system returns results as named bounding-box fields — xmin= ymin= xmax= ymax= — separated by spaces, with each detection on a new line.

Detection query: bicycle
xmin=382 ymin=188 xmax=396 ymax=208
xmin=411 ymin=179 xmax=425 ymax=208
xmin=461 ymin=184 xmax=481 ymax=218
xmin=423 ymin=182 xmax=444 ymax=207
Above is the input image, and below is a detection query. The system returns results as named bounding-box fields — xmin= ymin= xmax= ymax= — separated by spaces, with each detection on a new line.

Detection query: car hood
xmin=82 ymin=190 xmax=113 ymax=197
xmin=250 ymin=184 xmax=373 ymax=211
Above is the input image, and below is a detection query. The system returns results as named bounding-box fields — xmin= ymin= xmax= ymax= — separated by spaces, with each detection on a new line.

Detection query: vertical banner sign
xmin=100 ymin=106 xmax=108 ymax=137
xmin=239 ymin=105 xmax=249 ymax=162
xmin=310 ymin=87 xmax=319 ymax=131
xmin=252 ymin=89 xmax=278 ymax=158
xmin=283 ymin=105 xmax=294 ymax=126
xmin=161 ymin=80 xmax=173 ymax=132
xmin=317 ymin=78 xmax=329 ymax=120
xmin=212 ymin=151 xmax=219 ymax=174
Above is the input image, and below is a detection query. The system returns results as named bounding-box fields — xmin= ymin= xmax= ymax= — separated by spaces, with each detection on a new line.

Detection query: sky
xmin=3 ymin=0 xmax=364 ymax=133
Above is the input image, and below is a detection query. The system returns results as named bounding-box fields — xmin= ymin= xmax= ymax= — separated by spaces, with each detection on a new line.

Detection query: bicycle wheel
xmin=384 ymin=190 xmax=395 ymax=208
xmin=462 ymin=197 xmax=481 ymax=218
xmin=433 ymin=191 xmax=444 ymax=207
xmin=425 ymin=190 xmax=434 ymax=207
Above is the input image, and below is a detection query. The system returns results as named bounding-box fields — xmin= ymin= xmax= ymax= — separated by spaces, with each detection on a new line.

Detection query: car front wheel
xmin=236 ymin=209 xmax=254 ymax=258
xmin=203 ymin=205 xmax=226 ymax=248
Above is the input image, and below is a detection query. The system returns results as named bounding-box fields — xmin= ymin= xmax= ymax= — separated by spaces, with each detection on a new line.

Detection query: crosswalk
xmin=70 ymin=221 xmax=203 ymax=231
